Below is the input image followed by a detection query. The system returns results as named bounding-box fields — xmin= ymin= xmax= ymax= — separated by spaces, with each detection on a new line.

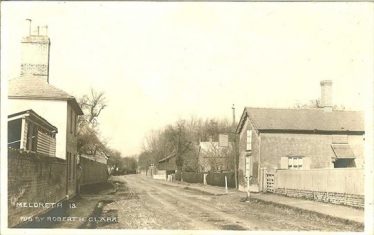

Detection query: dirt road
xmin=28 ymin=174 xmax=361 ymax=231
xmin=96 ymin=175 xmax=362 ymax=231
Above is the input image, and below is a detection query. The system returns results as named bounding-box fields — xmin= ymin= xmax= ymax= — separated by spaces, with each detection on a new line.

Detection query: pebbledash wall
xmin=259 ymin=133 xmax=365 ymax=169
xmin=238 ymin=128 xmax=364 ymax=191
xmin=80 ymin=157 xmax=108 ymax=186
xmin=238 ymin=119 xmax=260 ymax=191
xmin=8 ymin=150 xmax=67 ymax=228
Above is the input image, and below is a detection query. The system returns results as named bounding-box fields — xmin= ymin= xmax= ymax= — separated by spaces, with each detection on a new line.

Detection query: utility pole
xmin=232 ymin=104 xmax=238 ymax=189
xmin=232 ymin=104 xmax=236 ymax=127
xmin=26 ymin=19 xmax=32 ymax=36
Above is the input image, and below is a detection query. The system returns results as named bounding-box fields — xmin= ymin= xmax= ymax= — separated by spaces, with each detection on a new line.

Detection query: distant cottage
xmin=236 ymin=81 xmax=364 ymax=192
xmin=198 ymin=139 xmax=233 ymax=172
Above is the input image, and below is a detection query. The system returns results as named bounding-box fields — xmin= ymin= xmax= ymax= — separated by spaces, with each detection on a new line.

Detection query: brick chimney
xmin=20 ymin=21 xmax=50 ymax=83
xmin=320 ymin=80 xmax=333 ymax=112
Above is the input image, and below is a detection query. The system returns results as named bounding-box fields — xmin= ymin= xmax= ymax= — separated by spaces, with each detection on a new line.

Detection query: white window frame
xmin=288 ymin=156 xmax=303 ymax=169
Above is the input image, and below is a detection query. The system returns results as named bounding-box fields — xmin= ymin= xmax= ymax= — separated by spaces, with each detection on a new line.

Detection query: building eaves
xmin=8 ymin=109 xmax=58 ymax=132
xmin=8 ymin=76 xmax=83 ymax=115
xmin=236 ymin=106 xmax=364 ymax=134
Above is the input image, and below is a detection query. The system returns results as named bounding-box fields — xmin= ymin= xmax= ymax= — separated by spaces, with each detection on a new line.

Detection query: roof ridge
xmin=240 ymin=106 xmax=364 ymax=132
xmin=245 ymin=106 xmax=362 ymax=113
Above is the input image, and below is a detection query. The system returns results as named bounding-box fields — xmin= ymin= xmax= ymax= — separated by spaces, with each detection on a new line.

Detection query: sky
xmin=2 ymin=2 xmax=373 ymax=156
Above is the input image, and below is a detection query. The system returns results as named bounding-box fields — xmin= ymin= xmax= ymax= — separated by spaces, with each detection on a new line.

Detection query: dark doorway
xmin=8 ymin=119 xmax=22 ymax=149
xmin=334 ymin=159 xmax=356 ymax=168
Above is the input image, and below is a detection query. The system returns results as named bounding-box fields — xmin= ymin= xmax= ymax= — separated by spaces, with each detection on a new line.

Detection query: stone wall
xmin=274 ymin=188 xmax=364 ymax=208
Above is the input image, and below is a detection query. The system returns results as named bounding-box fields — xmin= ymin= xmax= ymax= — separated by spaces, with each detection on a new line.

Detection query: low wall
xmin=206 ymin=172 xmax=235 ymax=188
xmin=80 ymin=157 xmax=109 ymax=186
xmin=175 ymin=171 xmax=235 ymax=187
xmin=8 ymin=149 xmax=67 ymax=227
xmin=274 ymin=168 xmax=364 ymax=208
xmin=153 ymin=170 xmax=167 ymax=180
xmin=181 ymin=172 xmax=204 ymax=184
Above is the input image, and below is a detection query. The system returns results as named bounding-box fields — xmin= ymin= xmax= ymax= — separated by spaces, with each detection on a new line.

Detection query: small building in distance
xmin=158 ymin=152 xmax=177 ymax=174
xmin=198 ymin=137 xmax=233 ymax=173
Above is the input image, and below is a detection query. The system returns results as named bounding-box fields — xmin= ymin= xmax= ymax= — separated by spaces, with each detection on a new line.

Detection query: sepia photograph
xmin=1 ymin=1 xmax=373 ymax=234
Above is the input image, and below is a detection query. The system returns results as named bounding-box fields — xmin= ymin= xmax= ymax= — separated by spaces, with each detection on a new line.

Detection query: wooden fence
xmin=275 ymin=168 xmax=364 ymax=195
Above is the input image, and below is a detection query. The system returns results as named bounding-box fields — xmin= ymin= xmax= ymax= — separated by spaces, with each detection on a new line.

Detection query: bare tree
xmin=293 ymin=99 xmax=320 ymax=109
xmin=293 ymin=99 xmax=346 ymax=110
xmin=79 ymin=88 xmax=107 ymax=127
xmin=201 ymin=142 xmax=233 ymax=172
xmin=77 ymin=88 xmax=108 ymax=155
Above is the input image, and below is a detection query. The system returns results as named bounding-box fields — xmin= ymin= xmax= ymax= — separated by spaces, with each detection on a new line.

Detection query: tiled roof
xmin=9 ymin=76 xmax=74 ymax=99
xmin=237 ymin=107 xmax=364 ymax=133
xmin=8 ymin=76 xmax=83 ymax=114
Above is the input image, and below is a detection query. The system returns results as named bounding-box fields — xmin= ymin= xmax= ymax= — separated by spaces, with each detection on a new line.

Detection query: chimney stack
xmin=320 ymin=80 xmax=333 ymax=112
xmin=20 ymin=20 xmax=50 ymax=83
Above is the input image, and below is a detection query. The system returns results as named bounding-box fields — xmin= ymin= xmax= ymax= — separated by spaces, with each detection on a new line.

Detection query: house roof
xmin=237 ymin=107 xmax=364 ymax=134
xmin=158 ymin=152 xmax=176 ymax=163
xmin=80 ymin=152 xmax=108 ymax=164
xmin=8 ymin=109 xmax=58 ymax=133
xmin=8 ymin=76 xmax=83 ymax=115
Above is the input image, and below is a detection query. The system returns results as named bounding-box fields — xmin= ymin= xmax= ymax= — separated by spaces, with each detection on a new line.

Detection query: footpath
xmin=154 ymin=178 xmax=365 ymax=225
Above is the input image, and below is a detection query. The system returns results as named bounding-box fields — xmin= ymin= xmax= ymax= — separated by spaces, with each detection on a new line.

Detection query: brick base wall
xmin=8 ymin=149 xmax=67 ymax=227
xmin=80 ymin=157 xmax=108 ymax=186
xmin=274 ymin=188 xmax=364 ymax=208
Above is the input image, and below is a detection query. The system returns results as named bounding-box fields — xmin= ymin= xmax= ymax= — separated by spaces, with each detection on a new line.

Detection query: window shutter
xmin=280 ymin=157 xmax=288 ymax=169
xmin=246 ymin=130 xmax=252 ymax=151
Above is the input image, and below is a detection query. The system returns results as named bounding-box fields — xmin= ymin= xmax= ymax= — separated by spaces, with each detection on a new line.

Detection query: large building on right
xmin=236 ymin=80 xmax=364 ymax=193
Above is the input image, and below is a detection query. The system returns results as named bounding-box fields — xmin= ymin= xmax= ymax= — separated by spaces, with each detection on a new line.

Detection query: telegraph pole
xmin=232 ymin=104 xmax=238 ymax=189
xmin=232 ymin=104 xmax=236 ymax=127
xmin=26 ymin=19 xmax=32 ymax=36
